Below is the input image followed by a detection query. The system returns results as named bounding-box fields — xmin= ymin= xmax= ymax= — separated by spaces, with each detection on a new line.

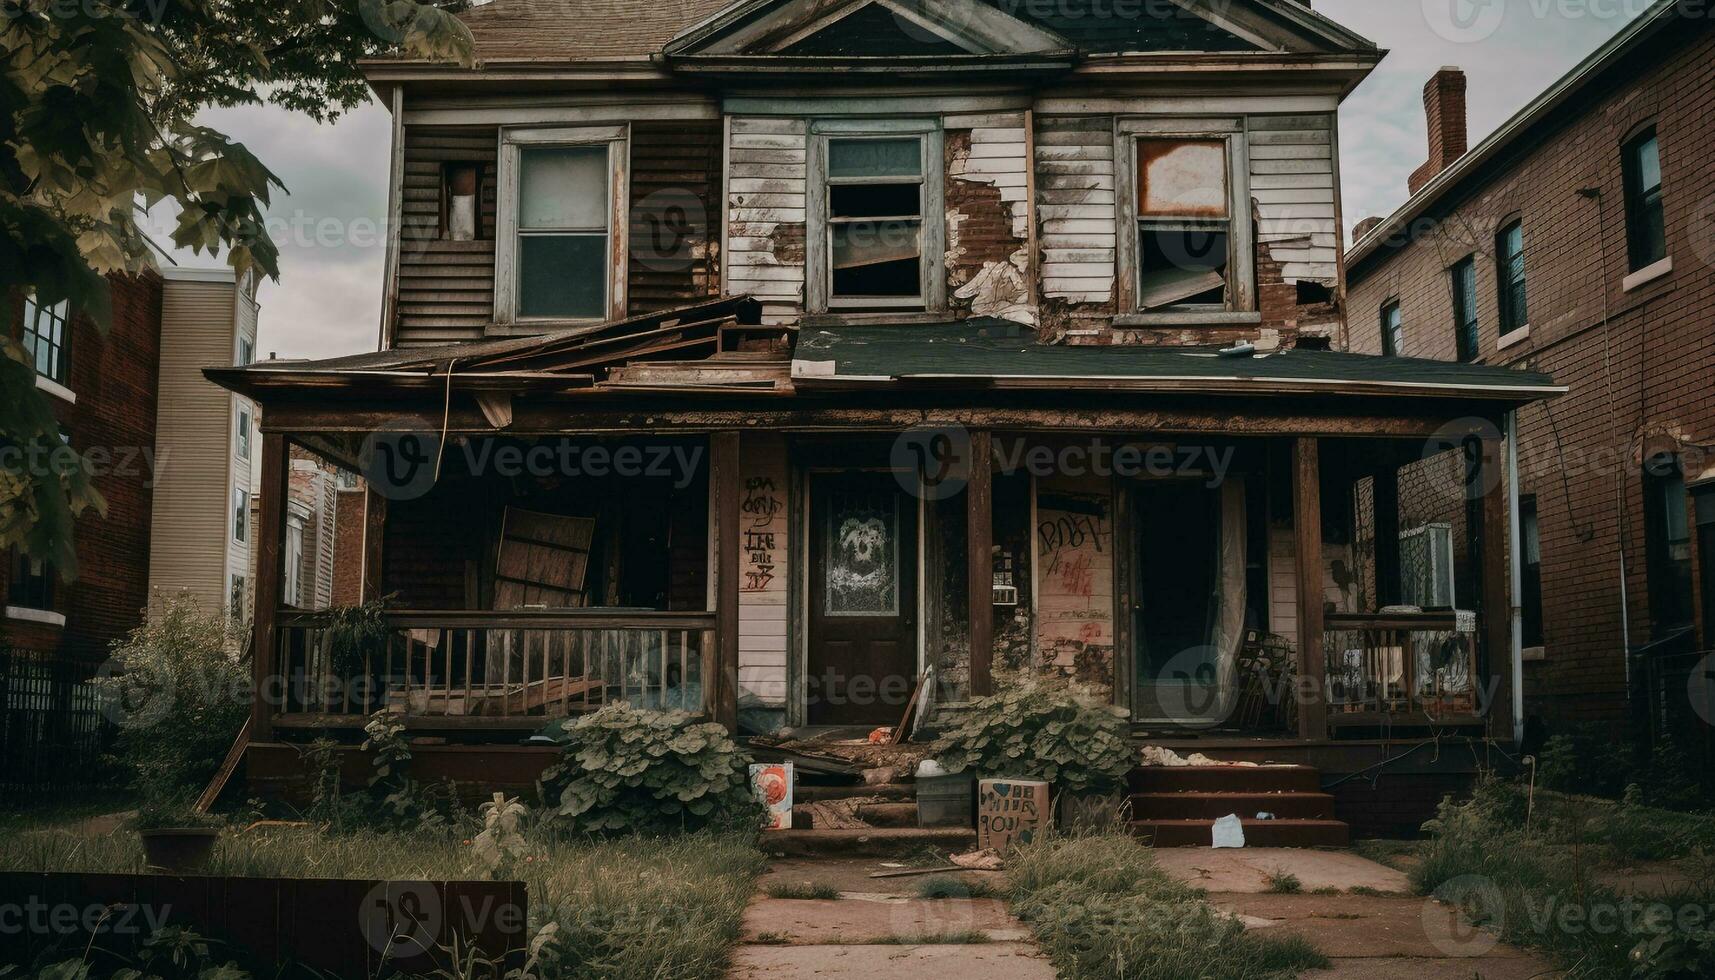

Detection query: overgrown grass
xmin=1264 ymin=869 xmax=1302 ymax=894
xmin=764 ymin=881 xmax=841 ymax=900
xmin=1410 ymin=779 xmax=1715 ymax=978
xmin=874 ymin=930 xmax=993 ymax=945
xmin=0 ymin=822 xmax=765 ymax=980
xmin=1006 ymin=834 xmax=1330 ymax=979
xmin=916 ymin=875 xmax=1001 ymax=899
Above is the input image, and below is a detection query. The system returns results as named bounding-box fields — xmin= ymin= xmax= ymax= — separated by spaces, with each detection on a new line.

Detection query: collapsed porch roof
xmin=791 ymin=319 xmax=1565 ymax=404
xmin=206 ymin=299 xmax=1563 ymax=411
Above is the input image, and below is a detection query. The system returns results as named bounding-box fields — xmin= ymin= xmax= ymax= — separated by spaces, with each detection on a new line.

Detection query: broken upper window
xmin=1136 ymin=138 xmax=1231 ymax=310
xmin=441 ymin=162 xmax=482 ymax=242
xmin=826 ymin=137 xmax=925 ymax=308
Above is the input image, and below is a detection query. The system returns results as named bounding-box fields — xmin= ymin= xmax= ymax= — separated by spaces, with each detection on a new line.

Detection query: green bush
xmin=99 ymin=595 xmax=248 ymax=803
xmin=538 ymin=704 xmax=758 ymax=835
xmin=931 ymin=683 xmax=1132 ymax=793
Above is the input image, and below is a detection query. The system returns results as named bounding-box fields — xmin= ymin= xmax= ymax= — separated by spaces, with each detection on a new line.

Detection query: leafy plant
xmin=538 ymin=704 xmax=758 ymax=836
xmin=326 ymin=598 xmax=393 ymax=679
xmin=470 ymin=794 xmax=531 ymax=880
xmin=931 ymin=683 xmax=1133 ymax=793
xmin=98 ymin=596 xmax=248 ymax=803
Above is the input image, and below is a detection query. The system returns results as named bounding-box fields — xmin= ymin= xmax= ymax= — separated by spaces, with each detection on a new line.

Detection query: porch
xmin=208 ymin=299 xmax=1561 ymax=755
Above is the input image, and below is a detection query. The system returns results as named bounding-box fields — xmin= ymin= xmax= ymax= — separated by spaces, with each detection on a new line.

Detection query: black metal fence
xmin=1638 ymin=641 xmax=1715 ymax=791
xmin=0 ymin=646 xmax=113 ymax=796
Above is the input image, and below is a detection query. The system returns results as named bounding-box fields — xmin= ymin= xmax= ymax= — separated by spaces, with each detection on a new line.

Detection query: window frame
xmin=1115 ymin=117 xmax=1255 ymax=320
xmin=1495 ymin=218 xmax=1528 ymax=335
xmin=284 ymin=518 xmax=305 ymax=608
xmin=235 ymin=405 xmax=252 ymax=461
xmin=806 ymin=119 xmax=946 ymax=316
xmin=1449 ymin=255 xmax=1479 ymax=362
xmin=20 ymin=295 xmax=71 ymax=385
xmin=1379 ymin=299 xmax=1403 ymax=356
xmin=493 ymin=124 xmax=630 ymax=331
xmin=232 ymin=487 xmax=249 ymax=545
xmin=1622 ymin=126 xmax=1666 ymax=272
xmin=237 ymin=335 xmax=254 ymax=367
xmin=7 ymin=550 xmax=55 ymax=612
xmin=1519 ymin=495 xmax=1544 ymax=649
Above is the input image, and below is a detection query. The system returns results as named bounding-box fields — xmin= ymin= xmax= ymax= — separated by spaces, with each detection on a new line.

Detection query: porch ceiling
xmin=791 ymin=319 xmax=1565 ymax=404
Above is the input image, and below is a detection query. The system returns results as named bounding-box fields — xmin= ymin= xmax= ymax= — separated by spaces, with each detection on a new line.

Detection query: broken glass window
xmin=827 ymin=137 xmax=924 ymax=304
xmin=1136 ymin=138 xmax=1232 ymax=310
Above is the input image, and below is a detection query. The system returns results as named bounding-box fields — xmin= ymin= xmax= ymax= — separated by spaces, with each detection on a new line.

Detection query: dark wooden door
xmin=808 ymin=473 xmax=918 ymax=725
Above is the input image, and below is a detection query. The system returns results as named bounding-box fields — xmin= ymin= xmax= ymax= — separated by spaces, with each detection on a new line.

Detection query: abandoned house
xmin=209 ymin=0 xmax=1565 ymax=837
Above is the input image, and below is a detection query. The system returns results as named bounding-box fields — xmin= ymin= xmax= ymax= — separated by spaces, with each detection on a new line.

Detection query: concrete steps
xmin=1128 ymin=764 xmax=1351 ymax=847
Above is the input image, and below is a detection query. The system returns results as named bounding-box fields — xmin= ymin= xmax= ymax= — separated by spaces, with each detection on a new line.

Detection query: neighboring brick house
xmin=3 ymin=263 xmax=265 ymax=666
xmin=1345 ymin=0 xmax=1714 ymax=726
xmin=3 ymin=272 xmax=165 ymax=664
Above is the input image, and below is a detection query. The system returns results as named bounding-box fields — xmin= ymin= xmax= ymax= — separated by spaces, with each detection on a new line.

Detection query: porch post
xmin=1292 ymin=437 xmax=1328 ymax=740
xmin=1373 ymin=464 xmax=1401 ymax=607
xmin=1477 ymin=434 xmax=1515 ymax=740
xmin=967 ymin=429 xmax=994 ymax=697
xmin=250 ymin=432 xmax=289 ymax=742
xmin=712 ymin=430 xmax=741 ymax=731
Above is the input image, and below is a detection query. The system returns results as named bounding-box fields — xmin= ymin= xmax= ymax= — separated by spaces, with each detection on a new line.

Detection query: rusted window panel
xmin=1136 ymin=138 xmax=1231 ymax=310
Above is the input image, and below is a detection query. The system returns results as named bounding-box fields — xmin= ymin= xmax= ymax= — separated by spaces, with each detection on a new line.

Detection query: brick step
xmin=791 ymin=801 xmax=919 ymax=829
xmin=1130 ymin=791 xmax=1338 ymax=821
xmin=764 ymin=827 xmax=977 ymax=857
xmin=1129 ymin=764 xmax=1323 ymax=794
xmin=795 ymin=782 xmax=916 ymax=803
xmin=1131 ymin=818 xmax=1350 ymax=848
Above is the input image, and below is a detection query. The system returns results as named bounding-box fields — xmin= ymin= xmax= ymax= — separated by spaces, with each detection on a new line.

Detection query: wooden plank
xmin=251 ymin=433 xmax=288 ymax=741
xmin=713 ymin=431 xmax=741 ymax=731
xmin=968 ymin=430 xmax=994 ymax=697
xmin=194 ymin=718 xmax=250 ymax=813
xmin=1293 ymin=437 xmax=1326 ymax=740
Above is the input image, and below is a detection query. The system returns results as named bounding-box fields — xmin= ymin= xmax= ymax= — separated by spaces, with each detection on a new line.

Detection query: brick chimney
xmin=1353 ymin=216 xmax=1384 ymax=240
xmin=1408 ymin=67 xmax=1468 ymax=196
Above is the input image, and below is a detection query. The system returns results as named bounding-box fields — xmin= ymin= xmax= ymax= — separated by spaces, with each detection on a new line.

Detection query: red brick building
xmin=4 ymin=272 xmax=166 ymax=664
xmin=1346 ymin=1 xmax=1715 ymax=726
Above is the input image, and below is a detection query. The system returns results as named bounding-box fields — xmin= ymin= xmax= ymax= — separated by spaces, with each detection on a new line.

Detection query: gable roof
xmin=425 ymin=0 xmax=1375 ymax=65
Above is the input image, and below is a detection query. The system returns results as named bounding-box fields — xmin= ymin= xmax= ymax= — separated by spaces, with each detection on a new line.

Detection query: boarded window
xmin=1136 ymin=139 xmax=1230 ymax=310
xmin=826 ymin=137 xmax=924 ymax=305
xmin=517 ymin=145 xmax=610 ymax=318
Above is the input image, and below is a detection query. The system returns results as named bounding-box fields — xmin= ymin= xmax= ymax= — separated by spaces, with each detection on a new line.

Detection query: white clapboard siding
xmin=1268 ymin=525 xmax=1298 ymax=640
xmin=1035 ymin=116 xmax=1115 ymax=305
xmin=1248 ymin=114 xmax=1338 ymax=283
xmin=729 ymin=118 xmax=807 ymax=322
xmin=1035 ymin=475 xmax=1116 ymax=673
xmin=738 ymin=433 xmax=790 ymax=707
xmin=949 ymin=117 xmax=1030 ymax=240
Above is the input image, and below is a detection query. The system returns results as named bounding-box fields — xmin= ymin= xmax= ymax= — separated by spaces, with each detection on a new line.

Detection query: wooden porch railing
xmin=269 ymin=610 xmax=717 ymax=730
xmin=1323 ymin=612 xmax=1482 ymax=727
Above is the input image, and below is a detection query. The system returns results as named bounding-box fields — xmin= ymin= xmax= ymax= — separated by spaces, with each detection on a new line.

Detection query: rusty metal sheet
xmin=1138 ymin=139 xmax=1228 ymax=217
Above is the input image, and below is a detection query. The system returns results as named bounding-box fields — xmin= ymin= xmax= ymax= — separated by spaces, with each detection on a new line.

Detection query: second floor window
xmin=8 ymin=551 xmax=54 ymax=611
xmin=1135 ymin=138 xmax=1232 ymax=310
xmin=1450 ymin=257 xmax=1478 ymax=362
xmin=1379 ymin=301 xmax=1403 ymax=356
xmin=1495 ymin=219 xmax=1527 ymax=335
xmin=21 ymin=296 xmax=70 ymax=385
xmin=233 ymin=487 xmax=248 ymax=544
xmin=238 ymin=336 xmax=254 ymax=366
xmin=807 ymin=123 xmax=943 ymax=314
xmin=1623 ymin=128 xmax=1665 ymax=271
xmin=496 ymin=125 xmax=627 ymax=324
xmin=236 ymin=407 xmax=252 ymax=460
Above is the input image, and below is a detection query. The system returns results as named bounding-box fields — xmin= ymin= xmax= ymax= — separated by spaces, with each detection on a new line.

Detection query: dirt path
xmin=726 ymin=857 xmax=1055 ymax=979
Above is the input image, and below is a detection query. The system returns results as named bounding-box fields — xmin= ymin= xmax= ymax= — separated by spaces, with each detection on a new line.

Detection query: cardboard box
xmin=977 ymin=778 xmax=1049 ymax=850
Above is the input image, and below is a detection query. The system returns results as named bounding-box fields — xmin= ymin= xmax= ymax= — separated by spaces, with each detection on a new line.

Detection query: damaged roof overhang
xmin=204 ymin=296 xmax=780 ymax=402
xmin=790 ymin=321 xmax=1567 ymax=405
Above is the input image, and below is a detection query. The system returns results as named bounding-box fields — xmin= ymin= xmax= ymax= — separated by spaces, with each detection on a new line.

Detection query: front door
xmin=808 ymin=472 xmax=918 ymax=725
xmin=1133 ymin=480 xmax=1227 ymax=724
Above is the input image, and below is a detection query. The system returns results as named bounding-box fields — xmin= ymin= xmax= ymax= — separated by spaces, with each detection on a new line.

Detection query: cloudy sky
xmin=147 ymin=0 xmax=1643 ymax=362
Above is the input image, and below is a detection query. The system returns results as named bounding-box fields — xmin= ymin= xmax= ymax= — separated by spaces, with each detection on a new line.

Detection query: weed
xmin=916 ymin=875 xmax=1000 ymax=899
xmin=874 ymin=931 xmax=993 ymax=945
xmin=1264 ymin=869 xmax=1302 ymax=894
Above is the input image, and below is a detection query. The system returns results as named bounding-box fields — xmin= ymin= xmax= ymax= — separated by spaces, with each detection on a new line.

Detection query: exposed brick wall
xmin=2 ymin=272 xmax=165 ymax=665
xmin=1347 ymin=22 xmax=1715 ymax=724
xmin=331 ymin=489 xmax=366 ymax=607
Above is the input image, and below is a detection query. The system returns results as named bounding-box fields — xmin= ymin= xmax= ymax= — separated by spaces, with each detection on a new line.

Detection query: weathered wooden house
xmin=211 ymin=0 xmax=1565 ymax=836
